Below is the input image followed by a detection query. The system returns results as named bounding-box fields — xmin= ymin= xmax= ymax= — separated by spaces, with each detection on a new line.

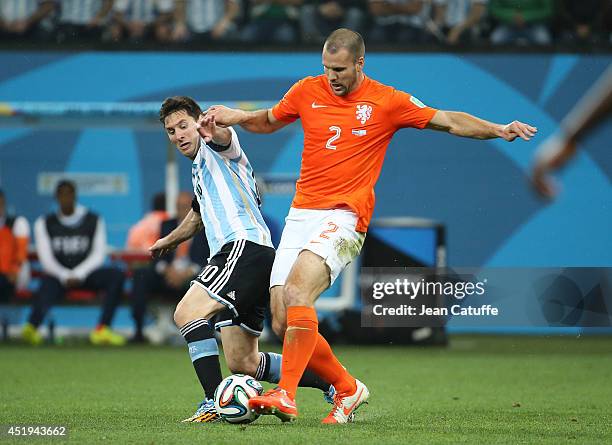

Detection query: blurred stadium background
xmin=0 ymin=1 xmax=611 ymax=443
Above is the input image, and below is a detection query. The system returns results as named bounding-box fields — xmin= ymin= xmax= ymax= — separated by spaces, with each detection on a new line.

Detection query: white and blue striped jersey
xmin=192 ymin=127 xmax=272 ymax=257
xmin=113 ymin=0 xmax=173 ymax=24
xmin=185 ymin=0 xmax=227 ymax=34
xmin=1 ymin=0 xmax=41 ymax=21
xmin=60 ymin=0 xmax=106 ymax=25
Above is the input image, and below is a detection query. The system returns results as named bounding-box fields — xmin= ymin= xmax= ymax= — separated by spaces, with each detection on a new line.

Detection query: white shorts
xmin=270 ymin=207 xmax=366 ymax=287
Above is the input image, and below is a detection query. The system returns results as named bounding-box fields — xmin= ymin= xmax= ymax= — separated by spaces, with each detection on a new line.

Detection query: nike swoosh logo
xmin=342 ymin=388 xmax=364 ymax=416
xmin=311 ymin=102 xmax=328 ymax=109
xmin=280 ymin=399 xmax=294 ymax=409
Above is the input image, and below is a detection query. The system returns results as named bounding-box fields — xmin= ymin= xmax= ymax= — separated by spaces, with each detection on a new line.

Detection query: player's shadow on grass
xmin=213 ymin=414 xmax=377 ymax=428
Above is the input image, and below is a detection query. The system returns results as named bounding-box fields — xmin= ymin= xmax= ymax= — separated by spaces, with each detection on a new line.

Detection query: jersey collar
xmin=325 ymin=74 xmax=369 ymax=102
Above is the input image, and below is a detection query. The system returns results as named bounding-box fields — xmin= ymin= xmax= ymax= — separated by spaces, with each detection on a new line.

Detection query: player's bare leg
xmin=270 ymin=286 xmax=287 ymax=340
xmin=221 ymin=326 xmax=261 ymax=376
xmin=174 ymin=284 xmax=224 ymax=327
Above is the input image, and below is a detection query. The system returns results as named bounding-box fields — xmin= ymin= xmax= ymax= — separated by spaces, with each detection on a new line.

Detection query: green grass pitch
xmin=1 ymin=336 xmax=611 ymax=444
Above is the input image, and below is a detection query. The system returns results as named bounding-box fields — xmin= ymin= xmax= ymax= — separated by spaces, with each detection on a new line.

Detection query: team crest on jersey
xmin=356 ymin=104 xmax=372 ymax=124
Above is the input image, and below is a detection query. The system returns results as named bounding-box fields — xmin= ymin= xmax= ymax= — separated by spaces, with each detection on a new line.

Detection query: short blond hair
xmin=323 ymin=28 xmax=365 ymax=61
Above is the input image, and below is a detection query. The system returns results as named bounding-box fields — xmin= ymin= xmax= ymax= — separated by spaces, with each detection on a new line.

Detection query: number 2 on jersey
xmin=326 ymin=126 xmax=341 ymax=150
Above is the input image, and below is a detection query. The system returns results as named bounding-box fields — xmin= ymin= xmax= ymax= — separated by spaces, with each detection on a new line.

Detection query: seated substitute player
xmin=206 ymin=28 xmax=538 ymax=424
xmin=154 ymin=96 xmax=331 ymax=423
xmin=22 ymin=180 xmax=126 ymax=346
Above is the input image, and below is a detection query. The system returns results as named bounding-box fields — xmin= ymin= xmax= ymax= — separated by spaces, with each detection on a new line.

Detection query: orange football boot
xmin=248 ymin=387 xmax=298 ymax=422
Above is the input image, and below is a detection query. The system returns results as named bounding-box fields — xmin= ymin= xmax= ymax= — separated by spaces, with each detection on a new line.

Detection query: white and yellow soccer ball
xmin=214 ymin=374 xmax=264 ymax=424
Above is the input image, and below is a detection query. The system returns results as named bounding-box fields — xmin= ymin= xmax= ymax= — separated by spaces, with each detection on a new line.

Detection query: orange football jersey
xmin=272 ymin=74 xmax=437 ymax=232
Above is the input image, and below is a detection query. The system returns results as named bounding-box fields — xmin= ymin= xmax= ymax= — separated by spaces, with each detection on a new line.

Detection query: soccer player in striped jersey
xmin=154 ymin=96 xmax=331 ymax=423
xmin=206 ymin=28 xmax=537 ymax=424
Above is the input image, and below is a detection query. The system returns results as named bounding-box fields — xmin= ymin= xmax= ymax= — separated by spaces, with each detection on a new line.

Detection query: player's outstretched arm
xmin=531 ymin=136 xmax=577 ymax=198
xmin=205 ymin=105 xmax=289 ymax=134
xmin=426 ymin=110 xmax=537 ymax=141
xmin=531 ymin=68 xmax=612 ymax=199
xmin=149 ymin=209 xmax=203 ymax=258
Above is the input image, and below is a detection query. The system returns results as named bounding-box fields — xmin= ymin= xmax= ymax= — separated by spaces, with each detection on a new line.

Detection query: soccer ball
xmin=214 ymin=374 xmax=264 ymax=424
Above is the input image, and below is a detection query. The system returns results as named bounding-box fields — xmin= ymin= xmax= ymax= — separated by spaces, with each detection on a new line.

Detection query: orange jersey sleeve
xmin=389 ymin=89 xmax=438 ymax=129
xmin=271 ymin=78 xmax=310 ymax=123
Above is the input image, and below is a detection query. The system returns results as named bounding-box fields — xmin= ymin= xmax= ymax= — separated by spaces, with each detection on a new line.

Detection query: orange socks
xmin=308 ymin=333 xmax=357 ymax=395
xmin=278 ymin=306 xmax=357 ymax=399
xmin=278 ymin=306 xmax=319 ymax=398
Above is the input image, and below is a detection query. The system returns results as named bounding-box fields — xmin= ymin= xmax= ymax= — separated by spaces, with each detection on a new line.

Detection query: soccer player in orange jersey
xmin=206 ymin=28 xmax=538 ymax=424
